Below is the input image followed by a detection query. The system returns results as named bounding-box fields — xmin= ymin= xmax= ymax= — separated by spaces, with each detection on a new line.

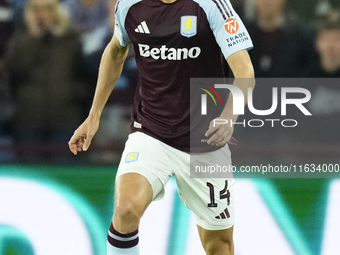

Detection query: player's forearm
xmin=220 ymin=62 xmax=255 ymax=122
xmin=88 ymin=38 xmax=129 ymax=121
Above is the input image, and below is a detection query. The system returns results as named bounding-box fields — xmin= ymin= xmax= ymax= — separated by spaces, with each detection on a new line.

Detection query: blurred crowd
xmin=0 ymin=0 xmax=339 ymax=163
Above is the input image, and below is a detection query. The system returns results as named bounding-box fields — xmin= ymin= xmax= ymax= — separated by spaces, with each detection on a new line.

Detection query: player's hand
xmin=205 ymin=118 xmax=234 ymax=146
xmin=68 ymin=117 xmax=99 ymax=155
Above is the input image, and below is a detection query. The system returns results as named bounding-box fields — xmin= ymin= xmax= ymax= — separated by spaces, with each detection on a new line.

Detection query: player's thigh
xmin=198 ymin=225 xmax=234 ymax=254
xmin=174 ymin=146 xmax=235 ymax=230
xmin=113 ymin=172 xmax=154 ymax=233
xmin=115 ymin=132 xmax=173 ymax=204
xmin=177 ymin=176 xmax=235 ymax=230
xmin=114 ymin=172 xmax=153 ymax=216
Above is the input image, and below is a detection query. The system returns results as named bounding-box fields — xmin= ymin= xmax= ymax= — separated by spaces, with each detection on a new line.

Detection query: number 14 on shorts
xmin=207 ymin=180 xmax=231 ymax=219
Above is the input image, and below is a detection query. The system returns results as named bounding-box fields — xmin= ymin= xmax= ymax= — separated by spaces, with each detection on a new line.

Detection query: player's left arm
xmin=205 ymin=49 xmax=255 ymax=146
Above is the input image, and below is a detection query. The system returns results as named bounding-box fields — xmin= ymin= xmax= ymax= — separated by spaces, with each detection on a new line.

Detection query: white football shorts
xmin=116 ymin=131 xmax=234 ymax=230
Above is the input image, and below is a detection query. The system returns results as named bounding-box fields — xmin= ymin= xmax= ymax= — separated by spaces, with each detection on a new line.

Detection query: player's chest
xmin=124 ymin=1 xmax=210 ymax=46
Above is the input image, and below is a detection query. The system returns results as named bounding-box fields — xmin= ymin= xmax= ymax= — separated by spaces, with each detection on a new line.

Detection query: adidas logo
xmin=135 ymin=21 xmax=150 ymax=34
xmin=215 ymin=208 xmax=230 ymax=219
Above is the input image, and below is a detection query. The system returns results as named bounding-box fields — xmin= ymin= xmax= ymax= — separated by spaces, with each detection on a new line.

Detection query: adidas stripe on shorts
xmin=116 ymin=131 xmax=234 ymax=230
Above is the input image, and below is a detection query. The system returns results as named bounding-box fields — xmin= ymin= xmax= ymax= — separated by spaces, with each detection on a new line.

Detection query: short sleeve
xmin=195 ymin=0 xmax=253 ymax=59
xmin=114 ymin=1 xmax=131 ymax=46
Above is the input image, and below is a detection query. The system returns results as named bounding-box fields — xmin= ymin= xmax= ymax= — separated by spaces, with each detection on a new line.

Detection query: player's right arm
xmin=68 ymin=36 xmax=129 ymax=155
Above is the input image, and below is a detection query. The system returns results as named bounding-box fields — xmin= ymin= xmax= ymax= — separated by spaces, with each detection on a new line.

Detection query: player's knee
xmin=114 ymin=198 xmax=144 ymax=223
xmin=203 ymin=238 xmax=233 ymax=255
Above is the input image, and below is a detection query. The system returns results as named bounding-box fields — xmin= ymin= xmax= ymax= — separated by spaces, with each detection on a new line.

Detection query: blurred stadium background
xmin=1 ymin=0 xmax=340 ymax=254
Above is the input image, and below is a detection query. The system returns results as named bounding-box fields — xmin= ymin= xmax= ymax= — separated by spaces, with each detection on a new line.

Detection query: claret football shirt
xmin=114 ymin=0 xmax=253 ymax=152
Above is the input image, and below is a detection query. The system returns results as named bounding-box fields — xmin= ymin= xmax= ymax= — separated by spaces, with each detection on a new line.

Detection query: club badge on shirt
xmin=125 ymin=152 xmax=139 ymax=163
xmin=181 ymin=16 xmax=197 ymax=38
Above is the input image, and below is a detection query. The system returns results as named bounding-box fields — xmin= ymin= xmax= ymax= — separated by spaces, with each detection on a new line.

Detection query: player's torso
xmin=117 ymin=0 xmax=229 ymax=151
xmin=122 ymin=0 xmax=225 ymax=82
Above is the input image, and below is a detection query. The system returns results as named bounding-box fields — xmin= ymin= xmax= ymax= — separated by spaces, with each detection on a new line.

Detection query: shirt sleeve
xmin=114 ymin=1 xmax=131 ymax=46
xmin=196 ymin=0 xmax=253 ymax=59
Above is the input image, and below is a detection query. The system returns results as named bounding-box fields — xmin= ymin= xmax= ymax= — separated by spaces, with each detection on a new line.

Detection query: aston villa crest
xmin=181 ymin=16 xmax=197 ymax=38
